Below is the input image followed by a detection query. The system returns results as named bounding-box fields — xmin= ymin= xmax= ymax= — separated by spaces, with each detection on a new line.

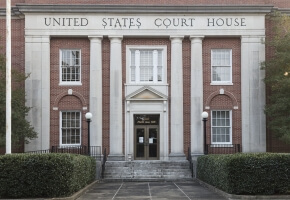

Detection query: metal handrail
xmin=102 ymin=148 xmax=107 ymax=179
xmin=187 ymin=147 xmax=193 ymax=178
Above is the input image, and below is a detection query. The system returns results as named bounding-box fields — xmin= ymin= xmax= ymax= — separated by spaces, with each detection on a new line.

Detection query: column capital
xmin=241 ymin=35 xmax=265 ymax=43
xmin=88 ymin=35 xmax=103 ymax=40
xmin=108 ymin=35 xmax=123 ymax=40
xmin=190 ymin=36 xmax=204 ymax=41
xmin=170 ymin=36 xmax=184 ymax=41
xmin=25 ymin=35 xmax=50 ymax=43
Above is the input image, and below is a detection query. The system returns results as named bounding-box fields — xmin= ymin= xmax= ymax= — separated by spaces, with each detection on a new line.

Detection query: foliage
xmin=0 ymin=54 xmax=37 ymax=147
xmin=0 ymin=153 xmax=96 ymax=198
xmin=197 ymin=153 xmax=290 ymax=195
xmin=262 ymin=12 xmax=290 ymax=143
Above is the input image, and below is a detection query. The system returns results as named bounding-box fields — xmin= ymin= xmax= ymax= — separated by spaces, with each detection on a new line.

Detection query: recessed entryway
xmin=134 ymin=114 xmax=159 ymax=160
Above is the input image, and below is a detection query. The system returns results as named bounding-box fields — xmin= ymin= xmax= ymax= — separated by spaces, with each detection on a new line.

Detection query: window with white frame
xmin=60 ymin=49 xmax=81 ymax=84
xmin=130 ymin=49 xmax=163 ymax=83
xmin=211 ymin=110 xmax=232 ymax=144
xmin=211 ymin=49 xmax=232 ymax=84
xmin=60 ymin=111 xmax=81 ymax=145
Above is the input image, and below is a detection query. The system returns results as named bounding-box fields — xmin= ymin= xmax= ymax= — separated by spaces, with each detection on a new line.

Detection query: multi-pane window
xmin=211 ymin=49 xmax=232 ymax=84
xmin=60 ymin=111 xmax=81 ymax=145
xmin=211 ymin=110 xmax=232 ymax=144
xmin=60 ymin=49 xmax=81 ymax=84
xmin=130 ymin=49 xmax=163 ymax=83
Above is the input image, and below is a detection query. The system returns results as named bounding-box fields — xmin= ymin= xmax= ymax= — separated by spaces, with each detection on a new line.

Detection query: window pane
xmin=157 ymin=66 xmax=162 ymax=82
xmin=61 ymin=111 xmax=81 ymax=145
xmin=140 ymin=66 xmax=153 ymax=82
xmin=212 ymin=49 xmax=231 ymax=82
xmin=61 ymin=50 xmax=81 ymax=82
xmin=140 ymin=50 xmax=153 ymax=66
xmin=130 ymin=49 xmax=163 ymax=83
xmin=131 ymin=66 xmax=136 ymax=82
xmin=212 ymin=111 xmax=231 ymax=143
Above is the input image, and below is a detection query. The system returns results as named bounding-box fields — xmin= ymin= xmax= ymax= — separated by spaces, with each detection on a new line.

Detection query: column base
xmin=107 ymin=154 xmax=125 ymax=161
xmin=169 ymin=153 xmax=186 ymax=160
xmin=191 ymin=154 xmax=204 ymax=178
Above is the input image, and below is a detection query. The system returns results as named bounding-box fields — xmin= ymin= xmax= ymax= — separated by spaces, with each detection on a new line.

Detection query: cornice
xmin=0 ymin=7 xmax=23 ymax=17
xmin=277 ymin=8 xmax=290 ymax=15
xmin=15 ymin=4 xmax=274 ymax=14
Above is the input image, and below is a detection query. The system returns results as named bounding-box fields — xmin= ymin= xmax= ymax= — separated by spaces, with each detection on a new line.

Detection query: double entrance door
xmin=134 ymin=115 xmax=159 ymax=160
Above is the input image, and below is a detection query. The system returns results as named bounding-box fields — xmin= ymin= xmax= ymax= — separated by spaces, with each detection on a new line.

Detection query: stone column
xmin=169 ymin=36 xmax=185 ymax=160
xmin=190 ymin=36 xmax=204 ymax=156
xmin=88 ymin=36 xmax=103 ymax=152
xmin=25 ymin=36 xmax=50 ymax=151
xmin=108 ymin=36 xmax=124 ymax=160
xmin=241 ymin=36 xmax=266 ymax=152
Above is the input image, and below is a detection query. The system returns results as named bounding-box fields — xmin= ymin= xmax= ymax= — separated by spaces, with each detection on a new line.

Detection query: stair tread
xmin=103 ymin=160 xmax=192 ymax=180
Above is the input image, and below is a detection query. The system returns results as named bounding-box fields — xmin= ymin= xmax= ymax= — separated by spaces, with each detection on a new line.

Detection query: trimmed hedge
xmin=197 ymin=153 xmax=290 ymax=195
xmin=0 ymin=153 xmax=96 ymax=198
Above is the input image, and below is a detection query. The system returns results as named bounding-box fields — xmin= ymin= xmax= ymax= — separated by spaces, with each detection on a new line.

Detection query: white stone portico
xmin=20 ymin=4 xmax=270 ymax=159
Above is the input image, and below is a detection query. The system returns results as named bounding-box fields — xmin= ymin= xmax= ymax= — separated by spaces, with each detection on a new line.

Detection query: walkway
xmin=77 ymin=180 xmax=226 ymax=200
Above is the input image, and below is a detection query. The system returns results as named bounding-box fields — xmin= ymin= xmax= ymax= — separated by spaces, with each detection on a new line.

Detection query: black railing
xmin=102 ymin=148 xmax=107 ymax=179
xmin=187 ymin=147 xmax=193 ymax=178
xmin=206 ymin=144 xmax=241 ymax=154
xmin=25 ymin=146 xmax=102 ymax=161
xmin=25 ymin=149 xmax=51 ymax=154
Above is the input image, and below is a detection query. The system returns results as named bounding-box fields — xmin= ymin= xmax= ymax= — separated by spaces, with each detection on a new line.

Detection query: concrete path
xmin=77 ymin=180 xmax=226 ymax=200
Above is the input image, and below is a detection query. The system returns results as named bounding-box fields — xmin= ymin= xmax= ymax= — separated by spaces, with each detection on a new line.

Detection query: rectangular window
xmin=60 ymin=49 xmax=81 ymax=85
xmin=211 ymin=110 xmax=232 ymax=144
xmin=60 ymin=111 xmax=81 ymax=145
xmin=130 ymin=49 xmax=164 ymax=83
xmin=211 ymin=49 xmax=232 ymax=84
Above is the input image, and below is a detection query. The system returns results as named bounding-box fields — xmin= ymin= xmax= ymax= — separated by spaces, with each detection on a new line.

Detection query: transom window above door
xmin=128 ymin=47 xmax=166 ymax=84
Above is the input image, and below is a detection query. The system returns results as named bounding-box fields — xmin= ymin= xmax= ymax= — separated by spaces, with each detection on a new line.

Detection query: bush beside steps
xmin=0 ymin=153 xmax=96 ymax=198
xmin=197 ymin=153 xmax=290 ymax=195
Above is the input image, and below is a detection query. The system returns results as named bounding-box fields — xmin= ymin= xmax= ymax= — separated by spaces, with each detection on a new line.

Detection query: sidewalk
xmin=77 ymin=180 xmax=226 ymax=200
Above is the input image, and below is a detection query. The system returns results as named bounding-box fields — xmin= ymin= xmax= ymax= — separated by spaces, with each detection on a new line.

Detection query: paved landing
xmin=77 ymin=181 xmax=226 ymax=200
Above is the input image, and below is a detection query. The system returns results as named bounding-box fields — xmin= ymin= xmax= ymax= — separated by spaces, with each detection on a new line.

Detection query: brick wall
xmin=102 ymin=38 xmax=110 ymax=154
xmin=50 ymin=38 xmax=90 ymax=147
xmin=1 ymin=1 xmax=289 ymax=154
xmin=203 ymin=38 xmax=242 ymax=147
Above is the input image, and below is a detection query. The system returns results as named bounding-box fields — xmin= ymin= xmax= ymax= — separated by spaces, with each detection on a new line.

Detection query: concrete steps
xmin=103 ymin=160 xmax=193 ymax=181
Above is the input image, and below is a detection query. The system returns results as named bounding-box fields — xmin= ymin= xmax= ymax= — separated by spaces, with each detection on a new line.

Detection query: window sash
xmin=211 ymin=49 xmax=232 ymax=83
xmin=211 ymin=110 xmax=232 ymax=144
xmin=130 ymin=49 xmax=163 ymax=83
xmin=61 ymin=111 xmax=81 ymax=145
xmin=60 ymin=49 xmax=81 ymax=83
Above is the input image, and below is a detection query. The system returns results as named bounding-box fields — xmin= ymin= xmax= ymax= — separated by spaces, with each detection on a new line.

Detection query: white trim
xmin=59 ymin=49 xmax=82 ymax=85
xmin=210 ymin=144 xmax=234 ymax=148
xmin=126 ymin=45 xmax=167 ymax=84
xmin=210 ymin=82 xmax=233 ymax=86
xmin=59 ymin=82 xmax=82 ymax=86
xmin=211 ymin=49 xmax=232 ymax=85
xmin=59 ymin=110 xmax=82 ymax=146
xmin=211 ymin=110 xmax=232 ymax=145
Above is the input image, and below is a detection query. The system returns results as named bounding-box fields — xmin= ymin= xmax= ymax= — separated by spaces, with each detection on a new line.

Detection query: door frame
xmin=134 ymin=124 xmax=160 ymax=160
xmin=124 ymin=100 xmax=169 ymax=161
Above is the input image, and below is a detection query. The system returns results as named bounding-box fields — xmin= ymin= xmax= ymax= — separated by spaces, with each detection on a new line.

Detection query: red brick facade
xmin=50 ymin=38 xmax=90 ymax=147
xmin=0 ymin=1 xmax=289 ymax=155
xmin=203 ymin=38 xmax=242 ymax=148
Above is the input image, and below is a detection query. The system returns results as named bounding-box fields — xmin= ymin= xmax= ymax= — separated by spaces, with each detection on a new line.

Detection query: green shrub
xmin=0 ymin=153 xmax=96 ymax=198
xmin=197 ymin=153 xmax=290 ymax=195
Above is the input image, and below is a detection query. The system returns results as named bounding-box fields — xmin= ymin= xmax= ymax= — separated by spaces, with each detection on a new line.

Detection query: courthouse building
xmin=0 ymin=1 xmax=290 ymax=160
